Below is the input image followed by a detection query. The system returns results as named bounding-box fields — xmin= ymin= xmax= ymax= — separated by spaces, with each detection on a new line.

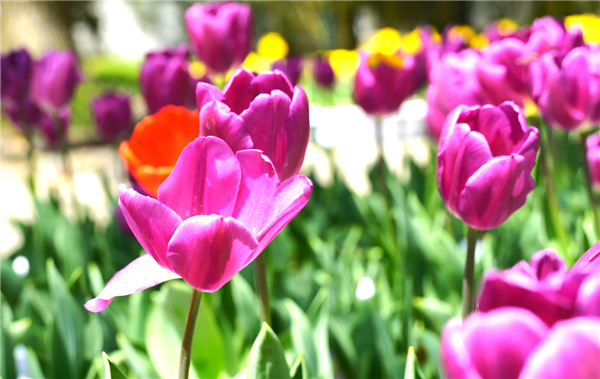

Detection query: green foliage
xmin=246 ymin=323 xmax=290 ymax=379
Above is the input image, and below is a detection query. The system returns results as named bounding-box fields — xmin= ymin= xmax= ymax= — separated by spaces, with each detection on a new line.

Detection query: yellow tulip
xmin=565 ymin=14 xmax=600 ymax=44
xmin=257 ymin=32 xmax=289 ymax=61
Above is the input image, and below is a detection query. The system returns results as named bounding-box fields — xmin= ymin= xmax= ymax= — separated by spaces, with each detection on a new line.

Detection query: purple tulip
xmin=1 ymin=48 xmax=34 ymax=103
xmin=523 ymin=16 xmax=567 ymax=58
xmin=2 ymin=99 xmax=42 ymax=131
xmin=426 ymin=49 xmax=492 ymax=141
xmin=572 ymin=240 xmax=600 ymax=275
xmin=437 ymin=102 xmax=539 ymax=230
xmin=85 ymin=136 xmax=312 ymax=312
xmin=574 ymin=273 xmax=600 ymax=317
xmin=529 ymin=45 xmax=600 ymax=131
xmin=272 ymin=56 xmax=303 ymax=87
xmin=353 ymin=51 xmax=417 ymax=116
xmin=196 ymin=68 xmax=309 ymax=181
xmin=32 ymin=50 xmax=82 ymax=109
xmin=38 ymin=107 xmax=70 ymax=147
xmin=140 ymin=46 xmax=202 ymax=114
xmin=442 ymin=308 xmax=600 ymax=379
xmin=587 ymin=131 xmax=600 ymax=190
xmin=185 ymin=2 xmax=252 ymax=74
xmin=313 ymin=56 xmax=335 ymax=88
xmin=92 ymin=93 xmax=132 ymax=140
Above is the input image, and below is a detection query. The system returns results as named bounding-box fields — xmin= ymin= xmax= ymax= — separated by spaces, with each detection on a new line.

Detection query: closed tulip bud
xmin=530 ymin=45 xmax=600 ymax=131
xmin=185 ymin=2 xmax=252 ymax=74
xmin=140 ymin=46 xmax=198 ymax=114
xmin=442 ymin=308 xmax=600 ymax=379
xmin=437 ymin=102 xmax=539 ymax=230
xmin=3 ymin=99 xmax=42 ymax=131
xmin=353 ymin=51 xmax=417 ymax=116
xmin=38 ymin=107 xmax=70 ymax=147
xmin=313 ymin=56 xmax=335 ymax=88
xmin=32 ymin=50 xmax=82 ymax=109
xmin=587 ymin=131 xmax=600 ymax=190
xmin=92 ymin=93 xmax=132 ymax=140
xmin=196 ymin=68 xmax=309 ymax=182
xmin=1 ymin=48 xmax=34 ymax=103
xmin=272 ymin=56 xmax=303 ymax=87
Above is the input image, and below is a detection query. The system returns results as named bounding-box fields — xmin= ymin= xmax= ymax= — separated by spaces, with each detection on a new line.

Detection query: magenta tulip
xmin=1 ymin=48 xmax=34 ymax=103
xmin=185 ymin=2 xmax=252 ymax=74
xmin=32 ymin=50 xmax=82 ymax=109
xmin=437 ymin=102 xmax=539 ymax=230
xmin=85 ymin=136 xmax=312 ymax=312
xmin=588 ymin=131 xmax=600 ymax=190
xmin=442 ymin=308 xmax=600 ymax=379
xmin=530 ymin=45 xmax=600 ymax=131
xmin=91 ymin=92 xmax=132 ymax=140
xmin=196 ymin=68 xmax=309 ymax=182
xmin=272 ymin=56 xmax=303 ymax=87
xmin=140 ymin=46 xmax=202 ymax=114
xmin=38 ymin=107 xmax=70 ymax=147
xmin=353 ymin=51 xmax=417 ymax=116
xmin=313 ymin=56 xmax=335 ymax=88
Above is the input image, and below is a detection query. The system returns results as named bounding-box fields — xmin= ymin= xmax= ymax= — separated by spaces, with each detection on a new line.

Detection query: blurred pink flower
xmin=587 ymin=131 xmax=600 ymax=190
xmin=32 ymin=50 xmax=82 ymax=109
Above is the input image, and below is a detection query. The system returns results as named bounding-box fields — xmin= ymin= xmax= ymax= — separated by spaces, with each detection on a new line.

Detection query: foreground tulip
xmin=85 ymin=136 xmax=312 ymax=312
xmin=272 ymin=56 xmax=303 ymax=86
xmin=353 ymin=51 xmax=417 ymax=116
xmin=530 ymin=45 xmax=600 ymax=131
xmin=196 ymin=68 xmax=309 ymax=182
xmin=1 ymin=48 xmax=34 ymax=104
xmin=313 ymin=56 xmax=335 ymax=88
xmin=92 ymin=93 xmax=132 ymax=140
xmin=442 ymin=308 xmax=600 ymax=379
xmin=119 ymin=106 xmax=199 ymax=197
xmin=140 ymin=46 xmax=202 ymax=114
xmin=185 ymin=2 xmax=252 ymax=74
xmin=32 ymin=50 xmax=82 ymax=109
xmin=437 ymin=102 xmax=539 ymax=230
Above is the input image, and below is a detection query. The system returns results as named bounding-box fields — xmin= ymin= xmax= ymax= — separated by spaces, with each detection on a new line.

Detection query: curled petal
xmin=223 ymin=68 xmax=255 ymax=114
xmin=196 ymin=82 xmax=224 ymax=111
xmin=199 ymin=101 xmax=252 ymax=152
xmin=167 ymin=215 xmax=258 ymax=292
xmin=84 ymin=254 xmax=180 ymax=312
xmin=281 ymin=87 xmax=310 ymax=181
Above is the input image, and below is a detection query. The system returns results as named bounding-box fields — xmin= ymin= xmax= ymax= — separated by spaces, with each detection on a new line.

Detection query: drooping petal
xmin=118 ymin=184 xmax=182 ymax=270
xmin=166 ymin=215 xmax=258 ymax=292
xmin=158 ymin=136 xmax=241 ymax=219
xmin=199 ymin=101 xmax=252 ymax=152
xmin=519 ymin=318 xmax=600 ymax=379
xmin=280 ymin=87 xmax=310 ymax=181
xmin=84 ymin=254 xmax=180 ymax=312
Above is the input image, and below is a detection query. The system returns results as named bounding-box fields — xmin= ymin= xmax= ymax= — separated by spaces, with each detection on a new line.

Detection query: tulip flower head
xmin=313 ymin=55 xmax=335 ymax=88
xmin=587 ymin=131 xmax=600 ymax=191
xmin=185 ymin=2 xmax=252 ymax=74
xmin=85 ymin=136 xmax=312 ymax=312
xmin=272 ymin=56 xmax=303 ymax=87
xmin=92 ymin=92 xmax=132 ymax=140
xmin=437 ymin=102 xmax=539 ymax=230
xmin=442 ymin=308 xmax=600 ymax=379
xmin=32 ymin=49 xmax=82 ymax=110
xmin=38 ymin=107 xmax=70 ymax=147
xmin=119 ymin=105 xmax=199 ymax=198
xmin=196 ymin=68 xmax=310 ymax=182
xmin=1 ymin=48 xmax=34 ymax=103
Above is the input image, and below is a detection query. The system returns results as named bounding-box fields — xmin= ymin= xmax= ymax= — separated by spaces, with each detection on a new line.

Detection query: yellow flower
xmin=524 ymin=97 xmax=539 ymax=118
xmin=497 ymin=18 xmax=519 ymax=36
xmin=189 ymin=60 xmax=207 ymax=79
xmin=367 ymin=52 xmax=403 ymax=69
xmin=401 ymin=29 xmax=422 ymax=55
xmin=448 ymin=25 xmax=476 ymax=43
xmin=565 ymin=14 xmax=600 ymax=44
xmin=363 ymin=27 xmax=403 ymax=56
xmin=328 ymin=49 xmax=359 ymax=79
xmin=257 ymin=32 xmax=289 ymax=61
xmin=470 ymin=34 xmax=490 ymax=50
xmin=241 ymin=52 xmax=271 ymax=73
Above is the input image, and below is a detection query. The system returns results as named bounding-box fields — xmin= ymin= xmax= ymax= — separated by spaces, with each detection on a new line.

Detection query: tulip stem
xmin=23 ymin=127 xmax=36 ymax=194
xmin=374 ymin=116 xmax=389 ymax=201
xmin=462 ymin=227 xmax=478 ymax=318
xmin=179 ymin=289 xmax=202 ymax=379
xmin=580 ymin=133 xmax=600 ymax=238
xmin=254 ymin=253 xmax=272 ymax=325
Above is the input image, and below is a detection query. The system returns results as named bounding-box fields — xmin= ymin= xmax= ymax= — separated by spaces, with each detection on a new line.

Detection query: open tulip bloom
xmin=86 ymin=136 xmax=312 ymax=312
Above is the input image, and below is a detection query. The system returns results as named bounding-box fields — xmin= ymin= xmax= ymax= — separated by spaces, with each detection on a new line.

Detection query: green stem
xmin=461 ymin=227 xmax=477 ymax=318
xmin=24 ymin=128 xmax=36 ymax=194
xmin=374 ymin=116 xmax=390 ymax=202
xmin=580 ymin=133 xmax=600 ymax=238
xmin=254 ymin=253 xmax=272 ymax=325
xmin=179 ymin=289 xmax=202 ymax=379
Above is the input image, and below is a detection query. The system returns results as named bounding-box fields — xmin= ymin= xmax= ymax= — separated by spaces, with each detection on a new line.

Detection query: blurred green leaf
xmin=246 ymin=322 xmax=290 ymax=379
xmin=284 ymin=299 xmax=318 ymax=378
xmin=116 ymin=333 xmax=159 ymax=379
xmin=102 ymin=351 xmax=129 ymax=379
xmin=403 ymin=347 xmax=416 ymax=379
xmin=290 ymin=354 xmax=308 ymax=379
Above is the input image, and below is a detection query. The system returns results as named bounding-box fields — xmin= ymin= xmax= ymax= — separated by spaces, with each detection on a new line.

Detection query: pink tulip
xmin=442 ymin=308 xmax=600 ymax=379
xmin=586 ymin=131 xmax=600 ymax=190
xmin=529 ymin=45 xmax=600 ymax=131
xmin=85 ymin=136 xmax=312 ymax=312
xmin=32 ymin=50 xmax=83 ymax=110
xmin=185 ymin=2 xmax=252 ymax=74
xmin=437 ymin=102 xmax=539 ymax=230
xmin=196 ymin=68 xmax=309 ymax=182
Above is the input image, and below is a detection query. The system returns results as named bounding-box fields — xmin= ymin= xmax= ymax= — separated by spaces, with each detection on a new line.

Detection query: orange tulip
xmin=119 ymin=105 xmax=199 ymax=197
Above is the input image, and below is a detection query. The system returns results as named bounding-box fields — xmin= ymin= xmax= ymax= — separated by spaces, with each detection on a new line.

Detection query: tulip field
xmin=2 ymin=3 xmax=600 ymax=379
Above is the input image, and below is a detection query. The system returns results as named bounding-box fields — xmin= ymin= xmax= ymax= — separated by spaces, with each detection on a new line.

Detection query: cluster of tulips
xmin=2 ymin=2 xmax=600 ymax=378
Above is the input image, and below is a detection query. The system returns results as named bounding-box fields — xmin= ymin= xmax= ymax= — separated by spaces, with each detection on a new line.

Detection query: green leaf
xmin=103 ymin=351 xmax=129 ymax=379
xmin=116 ymin=333 xmax=159 ymax=379
xmin=290 ymin=355 xmax=308 ymax=379
xmin=83 ymin=314 xmax=104 ymax=361
xmin=231 ymin=275 xmax=261 ymax=342
xmin=145 ymin=282 xmax=225 ymax=379
xmin=246 ymin=322 xmax=290 ymax=379
xmin=404 ymin=347 xmax=416 ymax=379
xmin=284 ymin=300 xmax=319 ymax=378
xmin=53 ymin=216 xmax=86 ymax=278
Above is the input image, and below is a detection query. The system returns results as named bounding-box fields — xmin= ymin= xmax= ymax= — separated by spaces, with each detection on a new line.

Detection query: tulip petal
xmin=166 ymin=215 xmax=258 ymax=292
xmin=441 ymin=318 xmax=483 ymax=379
xmin=280 ymin=87 xmax=310 ymax=181
xmin=572 ymin=240 xmax=600 ymax=274
xmin=84 ymin=254 xmax=180 ymax=312
xmin=119 ymin=184 xmax=182 ymax=270
xmin=250 ymin=70 xmax=294 ymax=99
xmin=458 ymin=154 xmax=533 ymax=230
xmin=196 ymin=82 xmax=224 ymax=111
xmin=574 ymin=274 xmax=600 ymax=317
xmin=519 ymin=318 xmax=600 ymax=379
xmin=158 ymin=136 xmax=241 ymax=219
xmin=223 ymin=68 xmax=255 ymax=114
xmin=199 ymin=101 xmax=252 ymax=152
